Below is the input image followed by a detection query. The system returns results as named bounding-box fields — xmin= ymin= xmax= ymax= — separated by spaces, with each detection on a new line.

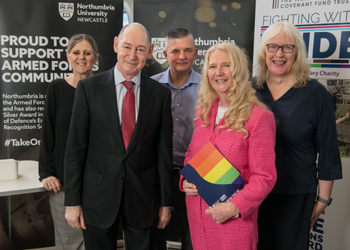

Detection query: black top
xmin=255 ymin=79 xmax=342 ymax=194
xmin=39 ymin=79 xmax=75 ymax=185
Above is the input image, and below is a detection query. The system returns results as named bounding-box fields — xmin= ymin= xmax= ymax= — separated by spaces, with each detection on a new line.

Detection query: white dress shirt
xmin=114 ymin=63 xmax=141 ymax=125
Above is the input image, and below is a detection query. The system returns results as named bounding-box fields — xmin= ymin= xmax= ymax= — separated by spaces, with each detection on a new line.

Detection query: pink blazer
xmin=180 ymin=99 xmax=277 ymax=250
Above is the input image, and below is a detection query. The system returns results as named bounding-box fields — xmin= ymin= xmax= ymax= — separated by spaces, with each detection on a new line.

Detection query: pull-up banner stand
xmin=134 ymin=0 xmax=256 ymax=246
xmin=253 ymin=1 xmax=350 ymax=249
xmin=0 ymin=0 xmax=122 ymax=160
xmin=0 ymin=1 xmax=122 ymax=249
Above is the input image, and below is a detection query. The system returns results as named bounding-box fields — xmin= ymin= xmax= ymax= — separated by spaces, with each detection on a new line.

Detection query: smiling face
xmin=208 ymin=49 xmax=233 ymax=103
xmin=265 ymin=32 xmax=296 ymax=79
xmin=67 ymin=40 xmax=97 ymax=77
xmin=164 ymin=35 xmax=198 ymax=76
xmin=114 ymin=24 xmax=153 ymax=79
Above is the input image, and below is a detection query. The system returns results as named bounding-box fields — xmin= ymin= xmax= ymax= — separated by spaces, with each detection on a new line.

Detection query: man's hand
xmin=157 ymin=207 xmax=171 ymax=229
xmin=65 ymin=206 xmax=86 ymax=229
xmin=42 ymin=176 xmax=62 ymax=194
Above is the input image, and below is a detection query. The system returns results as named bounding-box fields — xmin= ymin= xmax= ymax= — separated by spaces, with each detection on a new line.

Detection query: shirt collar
xmin=114 ymin=63 xmax=141 ymax=87
xmin=162 ymin=68 xmax=199 ymax=90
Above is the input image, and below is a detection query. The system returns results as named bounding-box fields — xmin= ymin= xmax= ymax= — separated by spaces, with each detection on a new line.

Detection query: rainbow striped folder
xmin=180 ymin=142 xmax=246 ymax=207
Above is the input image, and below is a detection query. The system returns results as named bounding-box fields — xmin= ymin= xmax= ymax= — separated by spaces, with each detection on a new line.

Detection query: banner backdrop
xmin=0 ymin=1 xmax=122 ymax=249
xmin=253 ymin=0 xmax=350 ymax=79
xmin=0 ymin=0 xmax=123 ymax=160
xmin=135 ymin=0 xmax=256 ymax=76
xmin=253 ymin=1 xmax=350 ymax=249
xmin=135 ymin=0 xmax=256 ymax=244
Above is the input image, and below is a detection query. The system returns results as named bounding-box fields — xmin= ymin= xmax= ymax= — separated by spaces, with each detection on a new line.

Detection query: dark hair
xmin=165 ymin=28 xmax=195 ymax=51
xmin=67 ymin=34 xmax=99 ymax=60
xmin=166 ymin=28 xmax=192 ymax=39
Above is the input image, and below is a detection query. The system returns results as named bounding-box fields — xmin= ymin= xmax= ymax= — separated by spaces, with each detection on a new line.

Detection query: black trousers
xmin=152 ymin=168 xmax=193 ymax=250
xmin=83 ymin=192 xmax=155 ymax=250
xmin=257 ymin=193 xmax=316 ymax=250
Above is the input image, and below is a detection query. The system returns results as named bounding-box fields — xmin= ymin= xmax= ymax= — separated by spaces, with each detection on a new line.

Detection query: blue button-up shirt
xmin=152 ymin=68 xmax=201 ymax=166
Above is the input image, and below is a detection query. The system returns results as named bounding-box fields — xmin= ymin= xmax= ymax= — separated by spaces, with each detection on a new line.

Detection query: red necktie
xmin=122 ymin=81 xmax=135 ymax=150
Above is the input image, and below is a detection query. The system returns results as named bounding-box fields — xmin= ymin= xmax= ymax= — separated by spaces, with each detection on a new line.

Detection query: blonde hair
xmin=197 ymin=43 xmax=267 ymax=138
xmin=255 ymin=22 xmax=310 ymax=88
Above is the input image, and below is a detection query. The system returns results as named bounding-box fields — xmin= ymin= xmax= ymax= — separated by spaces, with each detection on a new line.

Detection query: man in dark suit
xmin=64 ymin=23 xmax=173 ymax=250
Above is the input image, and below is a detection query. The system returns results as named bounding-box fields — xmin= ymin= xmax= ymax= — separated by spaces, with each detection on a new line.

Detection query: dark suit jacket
xmin=64 ymin=67 xmax=173 ymax=230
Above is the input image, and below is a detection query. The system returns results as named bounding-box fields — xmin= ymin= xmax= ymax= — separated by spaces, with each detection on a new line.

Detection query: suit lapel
xmin=126 ymin=74 xmax=154 ymax=156
xmin=99 ymin=68 xmax=125 ymax=152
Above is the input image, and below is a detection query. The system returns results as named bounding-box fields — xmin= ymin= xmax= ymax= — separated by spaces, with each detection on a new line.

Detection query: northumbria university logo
xmin=59 ymin=2 xmax=74 ymax=21
xmin=151 ymin=38 xmax=167 ymax=65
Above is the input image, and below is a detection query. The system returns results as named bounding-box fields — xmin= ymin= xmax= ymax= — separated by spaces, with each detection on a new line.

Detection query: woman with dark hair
xmin=254 ymin=22 xmax=342 ymax=250
xmin=39 ymin=34 xmax=99 ymax=250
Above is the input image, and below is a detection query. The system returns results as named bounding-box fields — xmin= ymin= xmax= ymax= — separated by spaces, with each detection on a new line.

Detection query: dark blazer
xmin=64 ymin=68 xmax=173 ymax=230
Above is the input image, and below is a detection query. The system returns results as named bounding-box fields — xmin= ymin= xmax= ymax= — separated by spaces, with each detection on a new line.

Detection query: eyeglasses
xmin=266 ymin=44 xmax=295 ymax=53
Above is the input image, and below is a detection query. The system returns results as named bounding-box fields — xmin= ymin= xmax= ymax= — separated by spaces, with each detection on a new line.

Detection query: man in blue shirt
xmin=151 ymin=28 xmax=201 ymax=250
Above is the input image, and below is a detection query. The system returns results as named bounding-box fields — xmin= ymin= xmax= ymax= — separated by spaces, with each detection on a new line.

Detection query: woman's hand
xmin=310 ymin=201 xmax=327 ymax=229
xmin=183 ymin=179 xmax=199 ymax=196
xmin=205 ymin=202 xmax=239 ymax=224
xmin=42 ymin=176 xmax=62 ymax=194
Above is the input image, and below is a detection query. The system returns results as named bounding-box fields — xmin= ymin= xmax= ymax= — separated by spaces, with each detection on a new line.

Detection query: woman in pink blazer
xmin=180 ymin=43 xmax=277 ymax=250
